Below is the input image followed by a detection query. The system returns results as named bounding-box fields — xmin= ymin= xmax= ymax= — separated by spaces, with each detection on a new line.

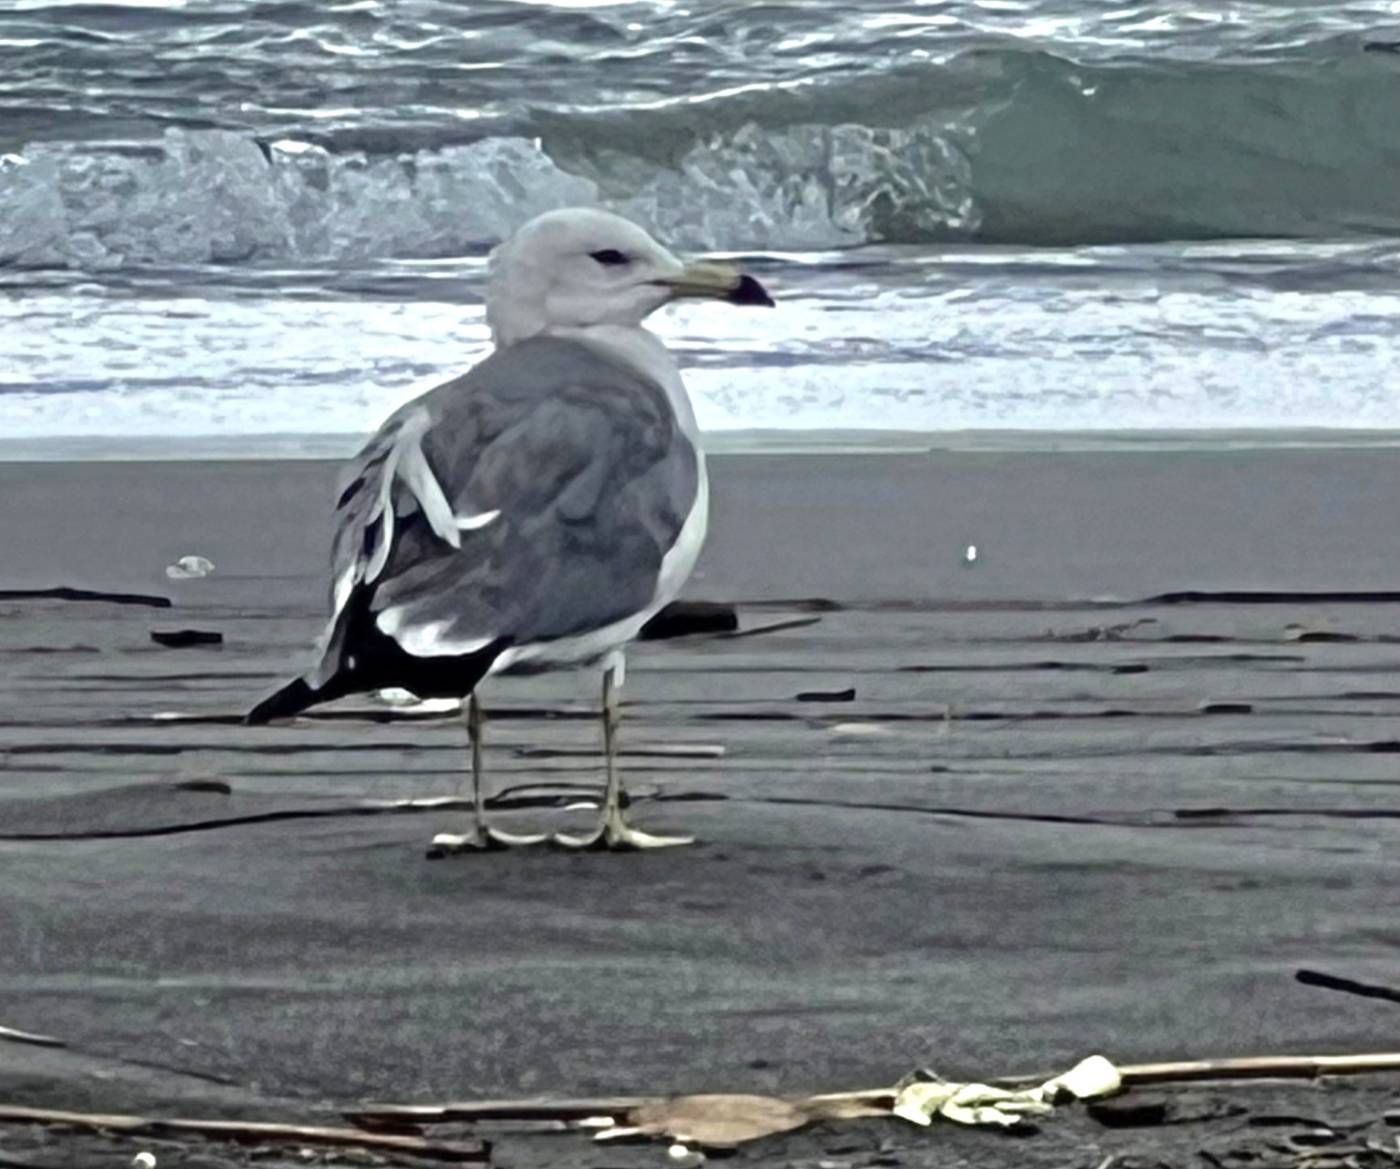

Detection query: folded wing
xmin=308 ymin=335 xmax=699 ymax=693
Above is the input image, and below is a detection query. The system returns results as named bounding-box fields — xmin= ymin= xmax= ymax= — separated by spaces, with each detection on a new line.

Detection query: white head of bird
xmin=486 ymin=207 xmax=772 ymax=348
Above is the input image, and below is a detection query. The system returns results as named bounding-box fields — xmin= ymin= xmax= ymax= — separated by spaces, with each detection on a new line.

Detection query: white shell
xmin=165 ymin=554 xmax=214 ymax=580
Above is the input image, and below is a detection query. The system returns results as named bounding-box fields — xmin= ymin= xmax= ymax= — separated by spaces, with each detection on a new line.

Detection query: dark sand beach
xmin=3 ymin=448 xmax=1400 ymax=1166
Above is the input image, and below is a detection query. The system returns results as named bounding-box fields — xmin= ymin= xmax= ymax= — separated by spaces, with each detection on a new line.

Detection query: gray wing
xmin=311 ymin=336 xmax=698 ymax=681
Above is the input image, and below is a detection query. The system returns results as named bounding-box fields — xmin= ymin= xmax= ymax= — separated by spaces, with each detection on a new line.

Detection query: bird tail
xmin=245 ymin=676 xmax=330 ymax=725
xmin=248 ymin=609 xmax=357 ymax=725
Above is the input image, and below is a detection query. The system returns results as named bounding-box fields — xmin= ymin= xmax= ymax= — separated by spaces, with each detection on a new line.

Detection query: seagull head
xmin=486 ymin=207 xmax=773 ymax=347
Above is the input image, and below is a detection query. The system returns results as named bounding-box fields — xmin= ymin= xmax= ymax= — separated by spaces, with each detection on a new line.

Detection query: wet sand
xmin=2 ymin=449 xmax=1399 ymax=1166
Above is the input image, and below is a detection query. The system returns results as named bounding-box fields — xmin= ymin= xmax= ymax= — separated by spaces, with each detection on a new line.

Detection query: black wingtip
xmin=727 ymin=273 xmax=775 ymax=307
xmin=245 ymin=678 xmax=318 ymax=725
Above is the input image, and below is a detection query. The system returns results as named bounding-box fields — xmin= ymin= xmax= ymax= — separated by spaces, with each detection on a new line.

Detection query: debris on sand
xmin=891 ymin=1055 xmax=1121 ymax=1128
xmin=150 ymin=628 xmax=223 ymax=648
xmin=348 ymin=1050 xmax=1400 ymax=1151
xmin=640 ymin=600 xmax=739 ymax=640
xmin=796 ymin=687 xmax=857 ymax=702
xmin=1295 ymin=968 xmax=1400 ymax=1006
xmin=593 ymin=1092 xmax=885 ymax=1147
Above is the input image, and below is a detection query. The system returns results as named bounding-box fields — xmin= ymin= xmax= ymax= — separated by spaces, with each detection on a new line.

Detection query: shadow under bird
xmin=246 ymin=207 xmax=773 ymax=851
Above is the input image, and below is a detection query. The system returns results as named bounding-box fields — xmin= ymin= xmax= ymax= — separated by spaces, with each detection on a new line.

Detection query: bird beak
xmin=659 ymin=260 xmax=775 ymax=307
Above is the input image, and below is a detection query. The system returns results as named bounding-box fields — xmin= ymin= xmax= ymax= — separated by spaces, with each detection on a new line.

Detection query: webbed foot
xmin=427 ymin=826 xmax=549 ymax=858
xmin=551 ymin=818 xmax=694 ymax=851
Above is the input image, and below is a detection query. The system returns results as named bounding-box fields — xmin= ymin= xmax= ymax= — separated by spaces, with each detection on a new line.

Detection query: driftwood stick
xmin=347 ymin=1096 xmax=657 ymax=1125
xmin=974 ymin=1052 xmax=1400 ymax=1091
xmin=963 ymin=1051 xmax=1400 ymax=1090
xmin=1117 ymin=1052 xmax=1400 ymax=1084
xmin=0 ymin=1105 xmax=486 ymax=1162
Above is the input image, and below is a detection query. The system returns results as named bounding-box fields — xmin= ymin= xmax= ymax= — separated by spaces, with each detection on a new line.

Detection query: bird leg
xmin=427 ymin=692 xmax=547 ymax=856
xmin=552 ymin=656 xmax=694 ymax=850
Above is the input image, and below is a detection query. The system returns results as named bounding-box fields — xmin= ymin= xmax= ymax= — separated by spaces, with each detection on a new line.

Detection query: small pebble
xmin=963 ymin=543 xmax=978 ymax=565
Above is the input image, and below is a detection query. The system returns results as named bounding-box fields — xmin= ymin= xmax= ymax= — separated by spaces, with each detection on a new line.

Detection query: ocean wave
xmin=0 ymin=133 xmax=599 ymax=268
xmin=0 ymin=118 xmax=979 ymax=267
xmin=3 ymin=45 xmax=1400 ymax=268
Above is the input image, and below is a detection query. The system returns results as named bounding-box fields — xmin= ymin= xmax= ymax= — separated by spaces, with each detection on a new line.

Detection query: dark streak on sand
xmin=1295 ymin=968 xmax=1400 ymax=1006
xmin=0 ymin=586 xmax=172 ymax=608
xmin=150 ymin=629 xmax=225 ymax=648
xmin=5 ymin=451 xmax=1400 ymax=1167
xmin=1148 ymin=589 xmax=1400 ymax=605
xmin=638 ymin=599 xmax=739 ymax=640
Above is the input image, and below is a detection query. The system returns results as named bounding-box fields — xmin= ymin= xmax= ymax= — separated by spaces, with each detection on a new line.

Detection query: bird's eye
xmin=589 ymin=249 xmax=629 ymax=266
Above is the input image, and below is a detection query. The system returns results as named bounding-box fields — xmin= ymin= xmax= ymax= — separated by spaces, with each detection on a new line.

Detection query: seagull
xmin=246 ymin=207 xmax=773 ymax=851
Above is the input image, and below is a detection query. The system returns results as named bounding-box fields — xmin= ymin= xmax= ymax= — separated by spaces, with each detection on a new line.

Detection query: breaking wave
xmin=4 ymin=45 xmax=1400 ymax=269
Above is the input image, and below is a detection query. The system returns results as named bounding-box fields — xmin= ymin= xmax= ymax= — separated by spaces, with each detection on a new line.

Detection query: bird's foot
xmin=426 ymin=825 xmax=548 ymax=858
xmin=551 ymin=816 xmax=694 ymax=852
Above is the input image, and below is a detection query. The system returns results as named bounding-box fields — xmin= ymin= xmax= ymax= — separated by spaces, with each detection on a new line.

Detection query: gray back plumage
xmin=313 ymin=335 xmax=698 ymax=684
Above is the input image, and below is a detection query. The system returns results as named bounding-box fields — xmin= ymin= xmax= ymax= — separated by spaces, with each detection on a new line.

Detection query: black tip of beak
xmin=727 ymin=274 xmax=775 ymax=307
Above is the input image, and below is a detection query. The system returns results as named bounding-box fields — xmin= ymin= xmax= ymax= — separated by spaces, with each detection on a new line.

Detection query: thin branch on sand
xmin=0 ymin=1105 xmax=486 ymax=1162
xmin=0 ymin=1024 xmax=65 ymax=1049
xmin=1114 ymin=1052 xmax=1400 ymax=1083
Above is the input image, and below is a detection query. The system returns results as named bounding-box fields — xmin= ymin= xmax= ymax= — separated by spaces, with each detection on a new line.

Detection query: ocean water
xmin=4 ymin=0 xmax=1400 ymax=447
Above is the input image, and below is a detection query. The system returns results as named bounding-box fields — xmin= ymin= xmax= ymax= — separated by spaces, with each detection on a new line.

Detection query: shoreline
xmin=7 ymin=425 xmax=1400 ymax=462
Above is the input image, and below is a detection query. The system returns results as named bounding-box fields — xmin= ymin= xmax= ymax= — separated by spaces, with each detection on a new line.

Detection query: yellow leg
xmin=427 ymin=693 xmax=547 ymax=856
xmin=552 ymin=656 xmax=694 ymax=851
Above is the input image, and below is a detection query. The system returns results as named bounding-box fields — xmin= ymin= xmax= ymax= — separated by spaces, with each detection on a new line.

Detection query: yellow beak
xmin=659 ymin=260 xmax=774 ymax=306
